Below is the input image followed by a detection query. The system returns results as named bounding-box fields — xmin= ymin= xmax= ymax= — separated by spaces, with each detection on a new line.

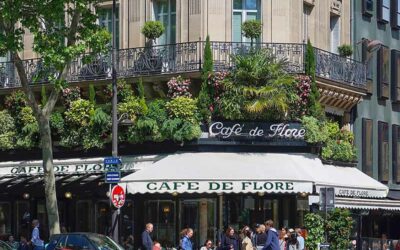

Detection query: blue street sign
xmin=105 ymin=171 xmax=121 ymax=183
xmin=104 ymin=157 xmax=122 ymax=165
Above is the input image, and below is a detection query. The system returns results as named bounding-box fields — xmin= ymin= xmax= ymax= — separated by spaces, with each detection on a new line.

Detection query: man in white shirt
xmin=295 ymin=228 xmax=305 ymax=250
xmin=31 ymin=219 xmax=44 ymax=250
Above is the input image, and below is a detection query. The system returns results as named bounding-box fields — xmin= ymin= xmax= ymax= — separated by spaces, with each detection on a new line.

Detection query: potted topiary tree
xmin=337 ymin=44 xmax=353 ymax=58
xmin=241 ymin=20 xmax=262 ymax=48
xmin=138 ymin=21 xmax=166 ymax=73
xmin=141 ymin=20 xmax=165 ymax=46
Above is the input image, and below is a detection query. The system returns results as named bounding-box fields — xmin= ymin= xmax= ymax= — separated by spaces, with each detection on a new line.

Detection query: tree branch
xmin=67 ymin=6 xmax=80 ymax=47
xmin=13 ymin=52 xmax=42 ymax=117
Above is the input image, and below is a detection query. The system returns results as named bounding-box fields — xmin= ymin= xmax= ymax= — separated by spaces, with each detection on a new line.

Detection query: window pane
xmin=245 ymin=0 xmax=257 ymax=10
xmin=171 ymin=13 xmax=176 ymax=44
xmin=383 ymin=47 xmax=390 ymax=83
xmin=383 ymin=0 xmax=390 ymax=7
xmin=66 ymin=235 xmax=83 ymax=249
xmin=367 ymin=0 xmax=374 ymax=11
xmin=232 ymin=12 xmax=242 ymax=42
xmin=398 ymin=0 xmax=400 ymax=12
xmin=0 ymin=203 xmax=11 ymax=235
xmin=234 ymin=0 xmax=242 ymax=9
xmin=383 ymin=7 xmax=390 ymax=21
xmin=362 ymin=119 xmax=373 ymax=176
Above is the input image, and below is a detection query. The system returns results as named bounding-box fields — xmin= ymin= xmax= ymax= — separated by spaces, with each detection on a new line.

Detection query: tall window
xmin=330 ymin=16 xmax=340 ymax=54
xmin=232 ymin=0 xmax=261 ymax=43
xmin=378 ymin=0 xmax=390 ymax=23
xmin=378 ymin=121 xmax=389 ymax=182
xmin=362 ymin=118 xmax=374 ymax=177
xmin=392 ymin=124 xmax=400 ymax=183
xmin=303 ymin=5 xmax=312 ymax=42
xmin=153 ymin=0 xmax=176 ymax=45
xmin=391 ymin=0 xmax=400 ymax=29
xmin=98 ymin=8 xmax=120 ymax=49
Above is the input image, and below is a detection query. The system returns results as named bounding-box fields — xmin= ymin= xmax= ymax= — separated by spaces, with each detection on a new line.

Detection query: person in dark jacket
xmin=221 ymin=226 xmax=240 ymax=250
xmin=142 ymin=223 xmax=154 ymax=250
xmin=262 ymin=220 xmax=280 ymax=250
xmin=254 ymin=224 xmax=267 ymax=248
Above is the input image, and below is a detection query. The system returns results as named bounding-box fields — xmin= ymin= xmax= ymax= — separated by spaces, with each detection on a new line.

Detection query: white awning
xmin=121 ymin=152 xmax=388 ymax=197
xmin=335 ymin=197 xmax=400 ymax=211
xmin=313 ymin=164 xmax=388 ymax=198
xmin=122 ymin=153 xmax=316 ymax=194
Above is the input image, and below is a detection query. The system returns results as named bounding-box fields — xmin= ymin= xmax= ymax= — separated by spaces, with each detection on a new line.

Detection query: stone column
xmin=199 ymin=199 xmax=208 ymax=245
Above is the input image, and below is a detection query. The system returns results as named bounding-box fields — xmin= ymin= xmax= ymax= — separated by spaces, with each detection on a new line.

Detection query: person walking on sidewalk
xmin=142 ymin=223 xmax=154 ymax=250
xmin=181 ymin=228 xmax=194 ymax=250
xmin=262 ymin=220 xmax=279 ymax=250
xmin=30 ymin=219 xmax=44 ymax=250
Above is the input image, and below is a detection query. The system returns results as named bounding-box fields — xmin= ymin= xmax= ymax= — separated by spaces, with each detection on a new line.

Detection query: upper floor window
xmin=153 ymin=0 xmax=176 ymax=45
xmin=391 ymin=0 xmax=400 ymax=29
xmin=362 ymin=0 xmax=374 ymax=16
xmin=391 ymin=49 xmax=400 ymax=102
xmin=378 ymin=0 xmax=390 ymax=23
xmin=98 ymin=8 xmax=120 ymax=49
xmin=362 ymin=118 xmax=374 ymax=177
xmin=378 ymin=121 xmax=389 ymax=183
xmin=330 ymin=16 xmax=340 ymax=54
xmin=232 ymin=0 xmax=261 ymax=43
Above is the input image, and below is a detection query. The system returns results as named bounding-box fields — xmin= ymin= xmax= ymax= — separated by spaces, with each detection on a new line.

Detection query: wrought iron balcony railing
xmin=0 ymin=41 xmax=366 ymax=89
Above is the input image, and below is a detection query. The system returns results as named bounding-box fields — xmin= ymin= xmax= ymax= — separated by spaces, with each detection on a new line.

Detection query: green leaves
xmin=241 ymin=20 xmax=262 ymax=46
xmin=304 ymin=213 xmax=325 ymax=250
xmin=141 ymin=21 xmax=165 ymax=40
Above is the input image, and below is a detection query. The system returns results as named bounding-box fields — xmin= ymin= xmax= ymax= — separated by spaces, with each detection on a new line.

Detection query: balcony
xmin=0 ymin=41 xmax=366 ymax=92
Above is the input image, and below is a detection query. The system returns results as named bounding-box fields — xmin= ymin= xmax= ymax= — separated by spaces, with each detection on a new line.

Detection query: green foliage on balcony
xmin=241 ymin=20 xmax=262 ymax=47
xmin=141 ymin=21 xmax=165 ymax=41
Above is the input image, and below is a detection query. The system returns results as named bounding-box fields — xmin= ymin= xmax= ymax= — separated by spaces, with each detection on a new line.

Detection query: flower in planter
xmin=167 ymin=76 xmax=192 ymax=99
xmin=62 ymin=87 xmax=81 ymax=107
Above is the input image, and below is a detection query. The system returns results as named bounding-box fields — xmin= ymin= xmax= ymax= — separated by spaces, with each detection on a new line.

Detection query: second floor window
xmin=330 ymin=16 xmax=340 ymax=54
xmin=153 ymin=0 xmax=176 ymax=45
xmin=98 ymin=8 xmax=119 ymax=49
xmin=391 ymin=0 xmax=400 ymax=28
xmin=232 ymin=0 xmax=260 ymax=43
xmin=378 ymin=0 xmax=390 ymax=23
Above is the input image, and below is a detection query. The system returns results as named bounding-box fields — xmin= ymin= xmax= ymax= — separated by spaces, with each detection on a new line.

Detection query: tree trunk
xmin=38 ymin=113 xmax=60 ymax=236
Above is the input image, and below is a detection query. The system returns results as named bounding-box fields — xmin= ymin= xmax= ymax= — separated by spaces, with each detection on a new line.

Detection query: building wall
xmin=19 ymin=0 xmax=351 ymax=59
xmin=352 ymin=0 xmax=400 ymax=190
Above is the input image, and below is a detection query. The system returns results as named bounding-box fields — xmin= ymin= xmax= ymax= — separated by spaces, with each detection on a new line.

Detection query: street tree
xmin=0 ymin=0 xmax=110 ymax=235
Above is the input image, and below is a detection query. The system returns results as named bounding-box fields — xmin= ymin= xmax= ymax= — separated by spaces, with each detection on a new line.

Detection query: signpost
xmin=319 ymin=187 xmax=335 ymax=250
xmin=104 ymin=157 xmax=123 ymax=243
xmin=111 ymin=184 xmax=125 ymax=208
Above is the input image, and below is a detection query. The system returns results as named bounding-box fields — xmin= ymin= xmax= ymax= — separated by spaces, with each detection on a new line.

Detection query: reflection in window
xmin=378 ymin=0 xmax=390 ymax=23
xmin=153 ymin=0 xmax=176 ymax=45
xmin=76 ymin=201 xmax=91 ymax=232
xmin=98 ymin=8 xmax=119 ymax=49
xmin=145 ymin=200 xmax=176 ymax=247
xmin=232 ymin=0 xmax=261 ymax=43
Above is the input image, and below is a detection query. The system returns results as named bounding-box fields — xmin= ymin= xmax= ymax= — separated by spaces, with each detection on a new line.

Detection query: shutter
xmin=378 ymin=121 xmax=389 ymax=182
xmin=362 ymin=119 xmax=373 ymax=177
xmin=377 ymin=46 xmax=390 ymax=99
xmin=391 ymin=50 xmax=400 ymax=102
xmin=392 ymin=125 xmax=400 ymax=183
xmin=391 ymin=0 xmax=400 ymax=29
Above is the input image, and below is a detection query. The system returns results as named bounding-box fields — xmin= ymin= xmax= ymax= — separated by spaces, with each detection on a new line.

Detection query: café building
xmin=120 ymin=122 xmax=391 ymax=248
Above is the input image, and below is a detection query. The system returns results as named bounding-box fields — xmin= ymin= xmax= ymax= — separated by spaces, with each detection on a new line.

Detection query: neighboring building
xmin=1 ymin=0 xmax=396 ymax=248
xmin=352 ymin=0 xmax=400 ymax=240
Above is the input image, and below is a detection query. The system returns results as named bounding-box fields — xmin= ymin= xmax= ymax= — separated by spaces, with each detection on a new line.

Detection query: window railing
xmin=0 ymin=41 xmax=366 ymax=89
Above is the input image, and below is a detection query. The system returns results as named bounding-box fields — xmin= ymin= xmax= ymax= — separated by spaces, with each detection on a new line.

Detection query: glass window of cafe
xmin=142 ymin=194 xmax=304 ymax=248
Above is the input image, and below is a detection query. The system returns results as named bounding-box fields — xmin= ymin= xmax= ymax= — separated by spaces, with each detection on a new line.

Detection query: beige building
xmin=15 ymin=0 xmax=350 ymax=59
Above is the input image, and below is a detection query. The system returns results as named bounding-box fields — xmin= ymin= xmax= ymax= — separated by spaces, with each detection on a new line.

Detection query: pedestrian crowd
xmin=141 ymin=220 xmax=306 ymax=250
xmin=3 ymin=219 xmax=45 ymax=250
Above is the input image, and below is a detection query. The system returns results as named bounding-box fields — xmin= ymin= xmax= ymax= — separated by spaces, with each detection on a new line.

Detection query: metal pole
xmin=111 ymin=0 xmax=118 ymax=158
xmin=111 ymin=0 xmax=119 ymax=243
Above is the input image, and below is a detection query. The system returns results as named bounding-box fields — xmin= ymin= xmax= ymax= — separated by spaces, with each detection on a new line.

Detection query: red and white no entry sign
xmin=111 ymin=185 xmax=125 ymax=208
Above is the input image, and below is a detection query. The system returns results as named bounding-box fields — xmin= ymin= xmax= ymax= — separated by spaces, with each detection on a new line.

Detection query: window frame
xmin=362 ymin=0 xmax=374 ymax=17
xmin=152 ymin=0 xmax=176 ymax=45
xmin=391 ymin=0 xmax=400 ymax=29
xmin=378 ymin=121 xmax=389 ymax=183
xmin=232 ymin=0 xmax=261 ymax=43
xmin=378 ymin=0 xmax=390 ymax=23
xmin=97 ymin=7 xmax=120 ymax=49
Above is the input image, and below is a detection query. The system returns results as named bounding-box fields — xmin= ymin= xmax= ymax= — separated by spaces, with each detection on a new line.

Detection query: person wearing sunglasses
xmin=200 ymin=239 xmax=214 ymax=250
